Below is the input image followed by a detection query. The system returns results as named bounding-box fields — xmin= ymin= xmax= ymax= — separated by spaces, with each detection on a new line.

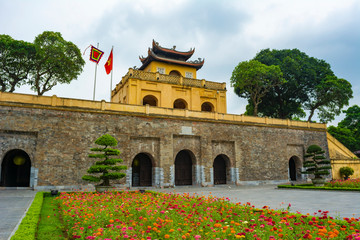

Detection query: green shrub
xmin=82 ymin=134 xmax=127 ymax=186
xmin=339 ymin=166 xmax=354 ymax=178
xmin=11 ymin=192 xmax=44 ymax=240
xmin=301 ymin=144 xmax=331 ymax=179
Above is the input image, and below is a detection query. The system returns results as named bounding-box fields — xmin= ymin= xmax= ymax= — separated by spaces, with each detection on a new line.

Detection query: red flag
xmin=104 ymin=49 xmax=113 ymax=74
xmin=89 ymin=46 xmax=104 ymax=63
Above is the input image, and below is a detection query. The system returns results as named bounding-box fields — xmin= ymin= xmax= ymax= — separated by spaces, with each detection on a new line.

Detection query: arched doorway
xmin=143 ymin=95 xmax=158 ymax=106
xmin=169 ymin=70 xmax=181 ymax=76
xmin=289 ymin=156 xmax=301 ymax=181
xmin=1 ymin=149 xmax=31 ymax=187
xmin=213 ymin=155 xmax=228 ymax=185
xmin=201 ymin=102 xmax=214 ymax=112
xmin=132 ymin=153 xmax=153 ymax=187
xmin=175 ymin=150 xmax=193 ymax=186
xmin=173 ymin=99 xmax=187 ymax=109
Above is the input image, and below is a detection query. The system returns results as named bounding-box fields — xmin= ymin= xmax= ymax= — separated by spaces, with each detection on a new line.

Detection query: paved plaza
xmin=0 ymin=189 xmax=36 ymax=240
xmin=157 ymin=185 xmax=360 ymax=219
xmin=0 ymin=185 xmax=359 ymax=240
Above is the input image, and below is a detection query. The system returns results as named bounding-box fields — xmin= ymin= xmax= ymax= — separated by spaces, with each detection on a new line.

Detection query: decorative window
xmin=157 ymin=67 xmax=165 ymax=74
xmin=185 ymin=72 xmax=193 ymax=78
xmin=201 ymin=102 xmax=214 ymax=112
xmin=169 ymin=70 xmax=181 ymax=76
xmin=173 ymin=99 xmax=187 ymax=109
xmin=143 ymin=95 xmax=158 ymax=106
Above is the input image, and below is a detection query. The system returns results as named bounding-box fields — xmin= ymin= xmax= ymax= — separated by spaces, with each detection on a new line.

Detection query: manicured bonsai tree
xmin=82 ymin=134 xmax=127 ymax=187
xmin=339 ymin=166 xmax=354 ymax=180
xmin=301 ymin=144 xmax=332 ymax=186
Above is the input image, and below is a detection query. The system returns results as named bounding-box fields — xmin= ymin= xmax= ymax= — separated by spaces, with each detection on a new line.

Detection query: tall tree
xmin=230 ymin=60 xmax=284 ymax=116
xmin=29 ymin=31 xmax=85 ymax=95
xmin=252 ymin=48 xmax=351 ymax=122
xmin=328 ymin=105 xmax=360 ymax=152
xmin=305 ymin=76 xmax=352 ymax=122
xmin=0 ymin=35 xmax=36 ymax=92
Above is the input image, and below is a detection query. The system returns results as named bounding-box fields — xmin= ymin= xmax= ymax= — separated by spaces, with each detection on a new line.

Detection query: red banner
xmin=104 ymin=49 xmax=113 ymax=74
xmin=89 ymin=46 xmax=104 ymax=64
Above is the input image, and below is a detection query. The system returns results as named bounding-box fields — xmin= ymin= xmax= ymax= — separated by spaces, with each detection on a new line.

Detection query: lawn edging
xmin=10 ymin=191 xmax=44 ymax=240
xmin=278 ymin=184 xmax=360 ymax=191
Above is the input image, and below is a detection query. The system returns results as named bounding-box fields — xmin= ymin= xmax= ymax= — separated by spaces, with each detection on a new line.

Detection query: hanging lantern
xmin=13 ymin=155 xmax=26 ymax=165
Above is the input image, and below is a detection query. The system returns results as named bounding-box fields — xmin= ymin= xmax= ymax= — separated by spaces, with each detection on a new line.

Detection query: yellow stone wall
xmin=331 ymin=160 xmax=360 ymax=179
xmin=112 ymin=68 xmax=227 ymax=113
xmin=327 ymin=133 xmax=360 ymax=179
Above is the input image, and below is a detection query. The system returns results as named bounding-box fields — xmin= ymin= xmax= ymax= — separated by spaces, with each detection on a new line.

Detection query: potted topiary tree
xmin=301 ymin=145 xmax=332 ymax=186
xmin=339 ymin=166 xmax=354 ymax=180
xmin=82 ymin=134 xmax=127 ymax=192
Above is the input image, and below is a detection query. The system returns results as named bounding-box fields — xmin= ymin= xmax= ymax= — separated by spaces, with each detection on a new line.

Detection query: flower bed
xmin=55 ymin=191 xmax=360 ymax=240
xmin=325 ymin=178 xmax=360 ymax=188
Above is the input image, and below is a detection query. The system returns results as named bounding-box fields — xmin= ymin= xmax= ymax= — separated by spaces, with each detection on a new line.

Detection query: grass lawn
xmin=36 ymin=193 xmax=66 ymax=239
xmin=278 ymin=178 xmax=360 ymax=192
xmin=35 ymin=191 xmax=360 ymax=240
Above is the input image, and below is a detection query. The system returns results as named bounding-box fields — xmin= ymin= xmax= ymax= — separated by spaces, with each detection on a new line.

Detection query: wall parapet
xmin=113 ymin=68 xmax=226 ymax=97
xmin=331 ymin=159 xmax=360 ymax=179
xmin=0 ymin=91 xmax=327 ymax=131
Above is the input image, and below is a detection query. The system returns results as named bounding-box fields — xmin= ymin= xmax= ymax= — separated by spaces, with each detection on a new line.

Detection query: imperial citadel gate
xmin=0 ymin=40 xmax=331 ymax=189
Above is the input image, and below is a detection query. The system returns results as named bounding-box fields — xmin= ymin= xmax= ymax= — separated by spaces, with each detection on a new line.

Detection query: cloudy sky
xmin=1 ymin=0 xmax=359 ymax=126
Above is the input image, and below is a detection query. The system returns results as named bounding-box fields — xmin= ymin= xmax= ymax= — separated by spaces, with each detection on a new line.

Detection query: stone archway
xmin=173 ymin=99 xmax=187 ymax=109
xmin=132 ymin=153 xmax=153 ymax=187
xmin=201 ymin=102 xmax=214 ymax=112
xmin=289 ymin=156 xmax=302 ymax=181
xmin=169 ymin=70 xmax=181 ymax=76
xmin=1 ymin=149 xmax=31 ymax=187
xmin=213 ymin=154 xmax=230 ymax=185
xmin=143 ymin=95 xmax=158 ymax=106
xmin=175 ymin=150 xmax=194 ymax=186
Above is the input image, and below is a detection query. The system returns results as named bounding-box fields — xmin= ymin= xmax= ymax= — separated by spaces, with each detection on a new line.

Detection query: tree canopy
xmin=230 ymin=60 xmax=285 ymax=116
xmin=328 ymin=105 xmax=360 ymax=152
xmin=0 ymin=35 xmax=36 ymax=92
xmin=30 ymin=31 xmax=85 ymax=95
xmin=237 ymin=48 xmax=353 ymax=122
xmin=0 ymin=31 xmax=85 ymax=95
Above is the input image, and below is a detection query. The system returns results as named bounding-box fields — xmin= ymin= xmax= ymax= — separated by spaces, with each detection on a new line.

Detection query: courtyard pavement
xmin=0 ymin=189 xmax=36 ymax=240
xmin=0 ymin=185 xmax=359 ymax=240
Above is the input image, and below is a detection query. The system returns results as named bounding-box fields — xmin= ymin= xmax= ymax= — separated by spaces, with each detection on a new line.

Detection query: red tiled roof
xmin=152 ymin=40 xmax=195 ymax=61
xmin=139 ymin=49 xmax=204 ymax=70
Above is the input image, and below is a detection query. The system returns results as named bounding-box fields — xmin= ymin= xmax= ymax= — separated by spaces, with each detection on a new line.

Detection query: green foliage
xmin=82 ymin=134 xmax=127 ymax=186
xmin=306 ymin=144 xmax=323 ymax=153
xmin=29 ymin=31 xmax=85 ymax=95
xmin=327 ymin=105 xmax=360 ymax=152
xmin=82 ymin=175 xmax=100 ymax=182
xmin=95 ymin=134 xmax=118 ymax=146
xmin=11 ymin=192 xmax=44 ymax=240
xmin=0 ymin=34 xmax=36 ymax=92
xmin=249 ymin=48 xmax=352 ymax=122
xmin=230 ymin=60 xmax=285 ymax=116
xmin=278 ymin=184 xmax=360 ymax=191
xmin=36 ymin=194 xmax=65 ymax=239
xmin=302 ymin=145 xmax=331 ymax=179
xmin=0 ymin=31 xmax=85 ymax=95
xmin=339 ymin=166 xmax=354 ymax=178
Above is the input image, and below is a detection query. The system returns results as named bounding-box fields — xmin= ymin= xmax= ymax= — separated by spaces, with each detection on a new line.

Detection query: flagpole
xmin=110 ymin=46 xmax=114 ymax=102
xmin=92 ymin=43 xmax=99 ymax=101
